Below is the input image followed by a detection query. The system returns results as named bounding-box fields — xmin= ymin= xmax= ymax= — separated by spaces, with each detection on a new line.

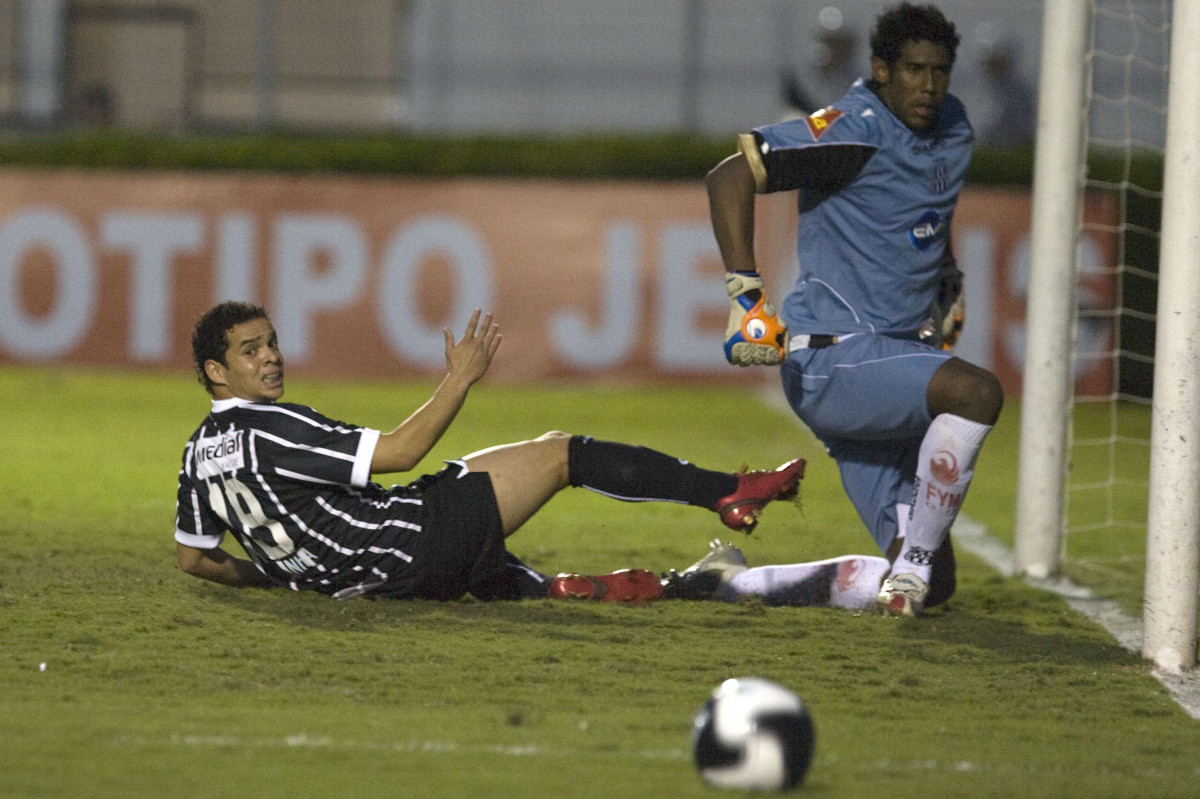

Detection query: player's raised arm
xmin=369 ymin=309 xmax=501 ymax=474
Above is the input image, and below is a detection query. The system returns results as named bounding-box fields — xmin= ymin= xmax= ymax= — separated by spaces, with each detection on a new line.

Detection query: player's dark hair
xmin=192 ymin=301 xmax=270 ymax=395
xmin=869 ymin=3 xmax=960 ymax=66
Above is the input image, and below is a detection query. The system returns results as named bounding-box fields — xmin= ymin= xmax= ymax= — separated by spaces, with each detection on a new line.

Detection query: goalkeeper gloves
xmin=724 ymin=272 xmax=787 ymax=366
xmin=919 ymin=258 xmax=965 ymax=350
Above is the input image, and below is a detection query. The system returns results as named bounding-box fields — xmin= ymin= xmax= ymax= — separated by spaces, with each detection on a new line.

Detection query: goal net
xmin=1015 ymin=0 xmax=1199 ymax=671
xmin=1066 ymin=1 xmax=1166 ymax=606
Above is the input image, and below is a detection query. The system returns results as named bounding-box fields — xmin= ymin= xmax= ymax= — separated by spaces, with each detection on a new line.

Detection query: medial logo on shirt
xmin=196 ymin=430 xmax=246 ymax=477
xmin=909 ymin=209 xmax=944 ymax=251
xmin=804 ymin=107 xmax=843 ymax=141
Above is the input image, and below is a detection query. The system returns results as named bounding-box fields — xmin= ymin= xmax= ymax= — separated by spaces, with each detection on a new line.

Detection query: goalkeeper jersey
xmin=175 ymin=397 xmax=427 ymax=594
xmin=739 ymin=78 xmax=974 ymax=336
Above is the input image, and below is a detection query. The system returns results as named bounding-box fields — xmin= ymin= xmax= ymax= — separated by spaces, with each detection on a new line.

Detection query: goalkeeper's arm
xmin=706 ymin=152 xmax=788 ymax=366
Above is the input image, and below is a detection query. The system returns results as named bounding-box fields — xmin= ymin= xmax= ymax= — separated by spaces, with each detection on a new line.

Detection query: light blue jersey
xmin=736 ymin=79 xmax=974 ymax=554
xmin=740 ymin=79 xmax=973 ymax=336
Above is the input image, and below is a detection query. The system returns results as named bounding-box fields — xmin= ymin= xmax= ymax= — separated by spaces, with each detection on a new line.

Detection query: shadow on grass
xmin=903 ymin=577 xmax=1141 ymax=668
xmin=200 ymin=581 xmax=656 ymax=632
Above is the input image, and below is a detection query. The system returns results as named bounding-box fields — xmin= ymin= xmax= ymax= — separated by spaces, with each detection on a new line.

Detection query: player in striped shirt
xmin=175 ymin=301 xmax=804 ymax=602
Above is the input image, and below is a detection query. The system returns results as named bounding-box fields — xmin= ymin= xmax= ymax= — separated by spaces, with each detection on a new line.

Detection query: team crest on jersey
xmin=804 ymin=108 xmax=843 ymax=140
xmin=909 ymin=209 xmax=944 ymax=251
xmin=195 ymin=430 xmax=245 ymax=477
xmin=931 ymin=157 xmax=949 ymax=194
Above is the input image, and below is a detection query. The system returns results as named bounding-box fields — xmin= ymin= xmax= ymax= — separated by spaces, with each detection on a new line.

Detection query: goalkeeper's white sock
xmin=724 ymin=555 xmax=890 ymax=610
xmin=893 ymin=414 xmax=992 ymax=583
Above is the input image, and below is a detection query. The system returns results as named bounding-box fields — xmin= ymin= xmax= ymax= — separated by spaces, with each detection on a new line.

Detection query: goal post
xmin=1015 ymin=0 xmax=1199 ymax=672
xmin=1143 ymin=0 xmax=1200 ymax=673
xmin=1014 ymin=0 xmax=1092 ymax=580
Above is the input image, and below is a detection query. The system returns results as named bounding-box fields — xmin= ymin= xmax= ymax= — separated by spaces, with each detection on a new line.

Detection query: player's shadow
xmin=198 ymin=581 xmax=652 ymax=633
xmin=904 ymin=597 xmax=1140 ymax=668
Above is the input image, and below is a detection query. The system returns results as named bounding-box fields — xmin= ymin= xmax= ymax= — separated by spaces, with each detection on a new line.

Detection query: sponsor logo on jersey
xmin=275 ymin=546 xmax=319 ymax=575
xmin=804 ymin=107 xmax=843 ymax=140
xmin=908 ymin=209 xmax=944 ymax=251
xmin=196 ymin=430 xmax=245 ymax=477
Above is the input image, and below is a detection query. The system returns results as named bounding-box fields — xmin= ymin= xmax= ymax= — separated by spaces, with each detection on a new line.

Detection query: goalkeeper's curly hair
xmin=191 ymin=301 xmax=271 ymax=395
xmin=870 ymin=2 xmax=961 ymax=67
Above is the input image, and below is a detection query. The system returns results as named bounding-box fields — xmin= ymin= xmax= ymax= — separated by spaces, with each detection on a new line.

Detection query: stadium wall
xmin=0 ymin=169 xmax=1113 ymax=391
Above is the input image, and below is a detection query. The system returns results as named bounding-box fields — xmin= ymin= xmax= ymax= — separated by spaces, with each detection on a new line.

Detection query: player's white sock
xmin=725 ymin=555 xmax=890 ymax=610
xmin=894 ymin=413 xmax=992 ymax=583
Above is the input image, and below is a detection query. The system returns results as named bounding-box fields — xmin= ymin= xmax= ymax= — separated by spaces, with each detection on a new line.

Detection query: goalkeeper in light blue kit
xmin=706 ymin=2 xmax=1003 ymax=616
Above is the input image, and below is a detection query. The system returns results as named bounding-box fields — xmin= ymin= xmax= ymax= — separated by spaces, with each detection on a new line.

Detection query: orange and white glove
xmin=724 ymin=272 xmax=788 ymax=366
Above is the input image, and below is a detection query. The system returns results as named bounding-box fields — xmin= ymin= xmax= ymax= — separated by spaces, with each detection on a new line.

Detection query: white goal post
xmin=1015 ymin=0 xmax=1199 ymax=673
xmin=1144 ymin=0 xmax=1200 ymax=673
xmin=1013 ymin=0 xmax=1091 ymax=581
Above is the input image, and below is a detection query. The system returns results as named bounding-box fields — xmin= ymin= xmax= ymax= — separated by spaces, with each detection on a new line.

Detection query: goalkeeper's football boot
xmin=661 ymin=539 xmax=749 ymax=600
xmin=713 ymin=458 xmax=806 ymax=533
xmin=875 ymin=573 xmax=930 ymax=617
xmin=548 ymin=568 xmax=664 ymax=603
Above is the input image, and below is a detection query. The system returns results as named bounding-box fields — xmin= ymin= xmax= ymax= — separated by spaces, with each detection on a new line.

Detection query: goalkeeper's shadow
xmin=906 ymin=591 xmax=1139 ymax=668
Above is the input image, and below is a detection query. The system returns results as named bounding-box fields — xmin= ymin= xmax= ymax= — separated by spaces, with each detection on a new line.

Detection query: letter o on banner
xmin=0 ymin=209 xmax=96 ymax=357
xmin=377 ymin=216 xmax=493 ymax=369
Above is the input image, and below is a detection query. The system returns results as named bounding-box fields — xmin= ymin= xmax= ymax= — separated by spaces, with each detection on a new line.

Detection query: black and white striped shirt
xmin=175 ymin=397 xmax=429 ymax=595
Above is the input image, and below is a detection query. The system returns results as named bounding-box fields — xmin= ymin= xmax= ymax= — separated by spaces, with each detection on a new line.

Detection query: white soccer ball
xmin=691 ymin=677 xmax=815 ymax=792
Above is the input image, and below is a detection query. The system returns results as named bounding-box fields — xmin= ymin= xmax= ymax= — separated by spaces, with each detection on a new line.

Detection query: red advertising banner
xmin=0 ymin=169 xmax=1114 ymax=393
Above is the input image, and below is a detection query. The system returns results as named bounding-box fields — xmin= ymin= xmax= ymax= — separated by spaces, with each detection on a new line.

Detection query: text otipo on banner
xmin=0 ymin=169 xmax=1114 ymax=392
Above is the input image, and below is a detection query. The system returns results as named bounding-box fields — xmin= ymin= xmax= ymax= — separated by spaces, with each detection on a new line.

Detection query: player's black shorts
xmin=398 ymin=465 xmax=513 ymax=601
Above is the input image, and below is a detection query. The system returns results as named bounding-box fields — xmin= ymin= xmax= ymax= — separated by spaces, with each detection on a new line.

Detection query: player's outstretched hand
xmin=444 ymin=308 xmax=502 ymax=385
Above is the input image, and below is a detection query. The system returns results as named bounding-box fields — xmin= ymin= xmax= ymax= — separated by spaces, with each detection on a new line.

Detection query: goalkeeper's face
xmin=871 ymin=39 xmax=953 ymax=132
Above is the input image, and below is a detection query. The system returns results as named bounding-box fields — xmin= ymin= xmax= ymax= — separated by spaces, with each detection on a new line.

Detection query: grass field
xmin=2 ymin=364 xmax=1197 ymax=798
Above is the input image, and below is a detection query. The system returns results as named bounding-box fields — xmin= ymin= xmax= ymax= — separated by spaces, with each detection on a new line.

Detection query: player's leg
xmin=887 ymin=357 xmax=1002 ymax=611
xmin=460 ymin=431 xmax=572 ymax=536
xmin=462 ymin=431 xmax=804 ymax=536
xmin=660 ymin=538 xmax=890 ymax=609
xmin=785 ymin=339 xmax=995 ymax=614
xmin=926 ymin=356 xmax=1004 ymax=425
xmin=726 ymin=555 xmax=892 ymax=610
xmin=883 ymin=521 xmax=956 ymax=608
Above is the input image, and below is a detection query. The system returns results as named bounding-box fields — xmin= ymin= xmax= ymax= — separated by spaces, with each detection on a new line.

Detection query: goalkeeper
xmin=705 ymin=2 xmax=1002 ymax=616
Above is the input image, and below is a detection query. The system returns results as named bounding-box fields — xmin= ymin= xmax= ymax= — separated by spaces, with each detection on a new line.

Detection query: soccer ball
xmin=691 ymin=677 xmax=815 ymax=792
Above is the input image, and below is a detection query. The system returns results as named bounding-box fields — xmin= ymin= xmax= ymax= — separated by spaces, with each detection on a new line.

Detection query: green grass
xmin=1062 ymin=400 xmax=1153 ymax=615
xmin=1 ymin=365 xmax=1196 ymax=798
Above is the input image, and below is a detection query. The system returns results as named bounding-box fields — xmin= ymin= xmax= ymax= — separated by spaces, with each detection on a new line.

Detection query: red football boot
xmin=713 ymin=458 xmax=806 ymax=533
xmin=548 ymin=568 xmax=664 ymax=603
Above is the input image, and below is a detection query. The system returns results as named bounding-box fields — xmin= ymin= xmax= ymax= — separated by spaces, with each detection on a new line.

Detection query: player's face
xmin=208 ymin=317 xmax=285 ymax=402
xmin=871 ymin=40 xmax=953 ymax=132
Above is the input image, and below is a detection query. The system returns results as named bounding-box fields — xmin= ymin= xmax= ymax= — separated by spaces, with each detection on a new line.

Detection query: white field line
xmin=109 ymin=734 xmax=1200 ymax=778
xmin=108 ymin=733 xmax=688 ymax=761
xmin=755 ymin=386 xmax=1200 ymax=719
xmin=953 ymin=516 xmax=1200 ymax=720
